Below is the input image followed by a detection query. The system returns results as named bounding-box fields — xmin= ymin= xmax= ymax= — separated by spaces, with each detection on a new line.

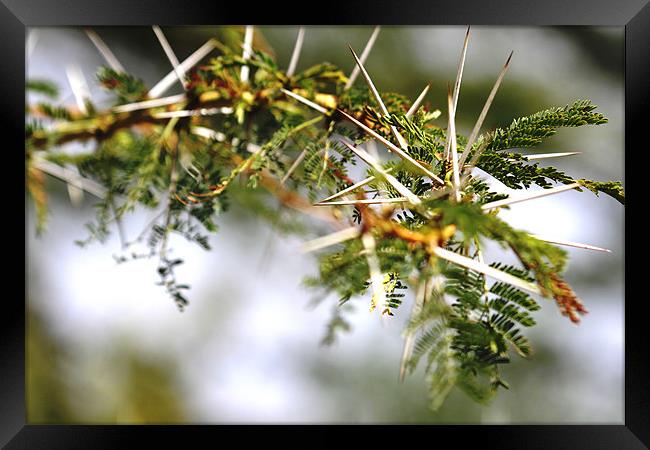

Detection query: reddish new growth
xmin=514 ymin=252 xmax=588 ymax=324
xmin=100 ymin=76 xmax=119 ymax=89
xmin=550 ymin=273 xmax=588 ymax=324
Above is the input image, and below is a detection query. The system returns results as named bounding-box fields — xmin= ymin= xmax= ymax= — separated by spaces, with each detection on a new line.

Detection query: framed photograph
xmin=4 ymin=0 xmax=646 ymax=447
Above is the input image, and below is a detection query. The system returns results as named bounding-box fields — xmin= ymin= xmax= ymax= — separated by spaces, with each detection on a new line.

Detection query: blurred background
xmin=26 ymin=25 xmax=624 ymax=423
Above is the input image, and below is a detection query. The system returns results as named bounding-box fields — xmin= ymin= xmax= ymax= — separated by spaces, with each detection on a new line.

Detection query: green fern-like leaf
xmin=577 ymin=179 xmax=625 ymax=204
xmin=482 ymin=100 xmax=607 ymax=152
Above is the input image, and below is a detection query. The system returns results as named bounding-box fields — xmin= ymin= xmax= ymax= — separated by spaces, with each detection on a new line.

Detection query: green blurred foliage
xmin=28 ymin=308 xmax=186 ymax=423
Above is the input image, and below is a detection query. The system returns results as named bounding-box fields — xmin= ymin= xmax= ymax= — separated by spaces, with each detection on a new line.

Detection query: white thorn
xmin=317 ymin=171 xmax=389 ymax=203
xmin=281 ymin=88 xmax=328 ymax=114
xmin=459 ymin=51 xmax=513 ymax=168
xmin=152 ymin=26 xmax=186 ymax=90
xmin=366 ymin=139 xmax=380 ymax=159
xmin=452 ymin=26 xmax=471 ymax=114
xmin=286 ymin=27 xmax=305 ymax=77
xmin=149 ymin=39 xmax=217 ymax=98
xmin=514 ymin=152 xmax=581 ymax=161
xmin=459 ymin=141 xmax=488 ymax=187
xmin=447 ymin=91 xmax=461 ymax=202
xmin=65 ymin=65 xmax=91 ymax=115
xmin=405 ymin=84 xmax=431 ymax=118
xmin=340 ymin=141 xmax=422 ymax=205
xmin=112 ymin=93 xmax=187 ymax=113
xmin=482 ymin=182 xmax=581 ymax=211
xmin=84 ymin=28 xmax=125 ymax=72
xmin=362 ymin=233 xmax=387 ymax=313
xmin=348 ymin=44 xmax=408 ymax=149
xmin=445 ymin=26 xmax=471 ymax=159
xmin=433 ymin=247 xmax=541 ymax=295
xmin=345 ymin=26 xmax=381 ymax=90
xmin=152 ymin=107 xmax=233 ymax=118
xmin=315 ymin=197 xmax=408 ymax=206
xmin=338 ymin=109 xmax=444 ymax=185
xmin=33 ymin=158 xmax=107 ymax=199
xmin=301 ymin=226 xmax=360 ymax=253
xmin=531 ymin=235 xmax=611 ymax=253
xmin=240 ymin=25 xmax=254 ymax=83
xmin=281 ymin=147 xmax=308 ymax=185
xmin=63 ymin=165 xmax=85 ymax=206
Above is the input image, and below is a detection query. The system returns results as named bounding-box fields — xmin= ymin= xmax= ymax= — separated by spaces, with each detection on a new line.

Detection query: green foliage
xmin=27 ymin=79 xmax=59 ymax=98
xmin=577 ymin=179 xmax=625 ymax=204
xmin=34 ymin=103 xmax=72 ymax=121
xmin=464 ymin=101 xmax=610 ymax=190
xmin=401 ymin=260 xmax=541 ymax=409
xmin=97 ymin=67 xmax=147 ymax=103
xmin=25 ymin=28 xmax=624 ymax=413
xmin=477 ymin=150 xmax=575 ymax=189
xmin=320 ymin=304 xmax=353 ymax=346
xmin=463 ymin=178 xmax=509 ymax=205
xmin=481 ymin=100 xmax=608 ymax=152
xmin=74 ymin=195 xmax=115 ymax=247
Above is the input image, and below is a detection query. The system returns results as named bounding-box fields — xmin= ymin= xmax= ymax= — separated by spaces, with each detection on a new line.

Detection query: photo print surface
xmin=26 ymin=25 xmax=624 ymax=424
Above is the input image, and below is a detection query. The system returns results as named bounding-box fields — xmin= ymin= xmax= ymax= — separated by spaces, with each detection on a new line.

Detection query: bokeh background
xmin=26 ymin=26 xmax=624 ymax=423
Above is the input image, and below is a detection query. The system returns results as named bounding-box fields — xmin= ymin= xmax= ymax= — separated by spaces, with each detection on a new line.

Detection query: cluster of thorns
xmin=30 ymin=26 xmax=607 ymax=328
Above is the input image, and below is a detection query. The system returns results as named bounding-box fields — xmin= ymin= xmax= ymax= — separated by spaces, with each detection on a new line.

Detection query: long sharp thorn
xmin=240 ymin=25 xmax=254 ymax=83
xmin=362 ymin=233 xmax=387 ymax=314
xmin=152 ymin=26 xmax=186 ymax=90
xmin=406 ymin=84 xmax=431 ymax=118
xmin=345 ymin=45 xmax=388 ymax=115
xmin=281 ymin=148 xmax=308 ymax=185
xmin=459 ymin=141 xmax=487 ymax=186
xmin=112 ymin=93 xmax=187 ymax=113
xmin=459 ymin=51 xmax=513 ymax=168
xmin=531 ymin=235 xmax=611 ymax=253
xmin=149 ymin=39 xmax=217 ymax=98
xmin=84 ymin=28 xmax=125 ymax=72
xmin=315 ymin=197 xmax=408 ymax=206
xmin=447 ymin=88 xmax=461 ymax=202
xmin=65 ymin=65 xmax=90 ymax=115
xmin=366 ymin=139 xmax=380 ymax=159
xmin=340 ymin=141 xmax=422 ymax=205
xmin=345 ymin=26 xmax=381 ymax=90
xmin=515 ymin=151 xmax=581 ymax=161
xmin=63 ymin=165 xmax=85 ymax=206
xmin=152 ymin=107 xmax=233 ymax=118
xmin=338 ymin=109 xmax=444 ymax=185
xmin=301 ymin=227 xmax=360 ymax=253
xmin=33 ymin=158 xmax=107 ymax=199
xmin=281 ymin=88 xmax=328 ymax=114
xmin=434 ymin=247 xmax=542 ymax=295
xmin=445 ymin=26 xmax=471 ymax=159
xmin=482 ymin=182 xmax=581 ymax=210
xmin=453 ymin=26 xmax=471 ymax=111
xmin=348 ymin=44 xmax=409 ymax=149
xmin=286 ymin=27 xmax=305 ymax=77
xmin=318 ymin=171 xmax=390 ymax=203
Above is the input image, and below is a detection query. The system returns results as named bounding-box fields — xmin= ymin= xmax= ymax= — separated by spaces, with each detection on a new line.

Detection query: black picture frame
xmin=4 ymin=0 xmax=646 ymax=447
